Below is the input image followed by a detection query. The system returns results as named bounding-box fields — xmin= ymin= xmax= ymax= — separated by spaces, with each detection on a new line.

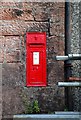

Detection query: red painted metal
xmin=26 ymin=32 xmax=47 ymax=86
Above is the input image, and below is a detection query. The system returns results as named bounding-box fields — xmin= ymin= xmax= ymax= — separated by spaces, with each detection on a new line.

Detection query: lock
xmin=26 ymin=32 xmax=47 ymax=86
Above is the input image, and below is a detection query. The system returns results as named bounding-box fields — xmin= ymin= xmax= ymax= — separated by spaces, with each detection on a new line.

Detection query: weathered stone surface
xmin=0 ymin=2 xmax=48 ymax=21
xmin=0 ymin=7 xmax=34 ymax=21
xmin=0 ymin=36 xmax=5 ymax=49
xmin=19 ymin=35 xmax=65 ymax=114
xmin=0 ymin=2 xmax=65 ymax=22
xmin=50 ymin=22 xmax=64 ymax=36
xmin=0 ymin=36 xmax=5 ymax=63
xmin=5 ymin=50 xmax=21 ymax=62
xmin=49 ymin=2 xmax=65 ymax=9
xmin=22 ymin=86 xmax=65 ymax=114
xmin=47 ymin=36 xmax=64 ymax=85
xmin=0 ymin=50 xmax=4 ymax=63
xmin=37 ymin=87 xmax=65 ymax=112
xmin=2 ymin=87 xmax=25 ymax=116
xmin=30 ymin=2 xmax=64 ymax=22
xmin=0 ymin=20 xmax=48 ymax=35
xmin=5 ymin=36 xmax=21 ymax=51
xmin=0 ymin=36 xmax=21 ymax=62
xmin=2 ymin=63 xmax=25 ymax=116
xmin=0 ymin=63 xmax=2 ymax=120
xmin=2 ymin=63 xmax=24 ymax=87
xmin=30 ymin=3 xmax=50 ymax=21
xmin=1 ymin=2 xmax=65 ymax=117
xmin=68 ymin=3 xmax=81 ymax=111
xmin=0 ymin=36 xmax=21 ymax=63
xmin=49 ymin=4 xmax=65 ymax=23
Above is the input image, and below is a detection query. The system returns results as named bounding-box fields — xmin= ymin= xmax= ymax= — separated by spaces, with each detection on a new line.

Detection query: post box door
xmin=26 ymin=32 xmax=46 ymax=86
xmin=28 ymin=48 xmax=45 ymax=85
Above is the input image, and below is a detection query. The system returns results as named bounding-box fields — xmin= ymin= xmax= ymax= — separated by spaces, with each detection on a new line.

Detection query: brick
xmin=0 ymin=20 xmax=48 ymax=35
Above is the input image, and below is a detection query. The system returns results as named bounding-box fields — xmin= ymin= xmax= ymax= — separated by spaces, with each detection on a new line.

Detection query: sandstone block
xmin=2 ymin=63 xmax=25 ymax=115
xmin=5 ymin=50 xmax=21 ymax=63
xmin=0 ymin=20 xmax=48 ymax=35
xmin=5 ymin=36 xmax=21 ymax=51
xmin=0 ymin=36 xmax=5 ymax=63
xmin=50 ymin=22 xmax=64 ymax=36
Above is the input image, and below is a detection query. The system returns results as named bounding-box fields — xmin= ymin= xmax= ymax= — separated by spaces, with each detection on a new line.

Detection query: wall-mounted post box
xmin=26 ymin=32 xmax=47 ymax=86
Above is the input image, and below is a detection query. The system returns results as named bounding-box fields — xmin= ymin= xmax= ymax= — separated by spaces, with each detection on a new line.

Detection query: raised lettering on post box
xmin=26 ymin=32 xmax=47 ymax=86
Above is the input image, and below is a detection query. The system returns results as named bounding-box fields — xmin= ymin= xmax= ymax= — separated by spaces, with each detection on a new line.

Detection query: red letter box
xmin=26 ymin=32 xmax=47 ymax=86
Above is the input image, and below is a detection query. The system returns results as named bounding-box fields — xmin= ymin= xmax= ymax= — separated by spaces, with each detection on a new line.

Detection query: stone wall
xmin=68 ymin=2 xmax=81 ymax=111
xmin=0 ymin=2 xmax=65 ymax=117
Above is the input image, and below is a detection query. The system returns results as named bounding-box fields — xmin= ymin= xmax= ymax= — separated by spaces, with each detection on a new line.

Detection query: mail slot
xmin=26 ymin=32 xmax=47 ymax=86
